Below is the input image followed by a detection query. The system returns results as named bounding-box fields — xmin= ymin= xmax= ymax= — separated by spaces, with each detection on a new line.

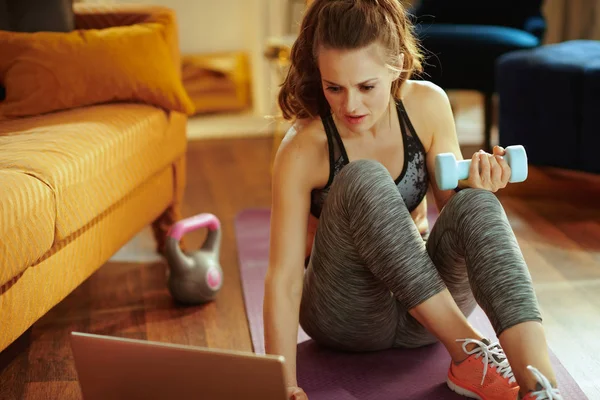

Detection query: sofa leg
xmin=152 ymin=203 xmax=185 ymax=257
xmin=152 ymin=155 xmax=187 ymax=256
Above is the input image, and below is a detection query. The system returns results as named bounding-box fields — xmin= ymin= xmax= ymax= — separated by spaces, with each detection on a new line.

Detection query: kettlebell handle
xmin=168 ymin=213 xmax=220 ymax=241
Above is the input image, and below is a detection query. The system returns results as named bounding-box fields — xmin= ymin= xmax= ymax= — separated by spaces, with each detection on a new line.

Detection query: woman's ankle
xmin=499 ymin=321 xmax=557 ymax=393
xmin=449 ymin=337 xmax=493 ymax=364
xmin=518 ymin=365 xmax=560 ymax=399
xmin=517 ymin=368 xmax=557 ymax=396
xmin=408 ymin=290 xmax=484 ymax=363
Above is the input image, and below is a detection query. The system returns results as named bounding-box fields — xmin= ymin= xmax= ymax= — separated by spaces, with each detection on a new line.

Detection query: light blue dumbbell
xmin=435 ymin=145 xmax=528 ymax=190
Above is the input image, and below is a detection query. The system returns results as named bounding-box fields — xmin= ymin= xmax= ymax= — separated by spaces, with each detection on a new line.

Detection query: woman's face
xmin=317 ymin=42 xmax=400 ymax=134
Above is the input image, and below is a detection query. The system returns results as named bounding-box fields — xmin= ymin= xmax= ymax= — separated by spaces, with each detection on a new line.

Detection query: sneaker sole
xmin=446 ymin=376 xmax=483 ymax=399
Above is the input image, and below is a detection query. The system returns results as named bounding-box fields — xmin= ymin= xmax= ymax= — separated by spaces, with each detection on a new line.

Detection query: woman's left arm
xmin=422 ymin=84 xmax=511 ymax=211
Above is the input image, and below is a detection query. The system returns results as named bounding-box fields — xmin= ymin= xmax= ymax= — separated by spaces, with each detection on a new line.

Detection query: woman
xmin=264 ymin=1 xmax=562 ymax=399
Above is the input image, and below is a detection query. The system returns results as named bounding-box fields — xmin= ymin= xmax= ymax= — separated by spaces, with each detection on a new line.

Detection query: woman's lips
xmin=345 ymin=114 xmax=366 ymax=125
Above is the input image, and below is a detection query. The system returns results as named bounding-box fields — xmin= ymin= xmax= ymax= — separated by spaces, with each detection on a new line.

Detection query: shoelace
xmin=526 ymin=365 xmax=563 ymax=399
xmin=456 ymin=338 xmax=516 ymax=385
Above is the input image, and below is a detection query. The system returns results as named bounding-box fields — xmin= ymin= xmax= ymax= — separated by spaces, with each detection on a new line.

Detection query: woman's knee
xmin=447 ymin=188 xmax=504 ymax=217
xmin=330 ymin=159 xmax=402 ymax=207
xmin=452 ymin=187 xmax=497 ymax=202
xmin=335 ymin=159 xmax=391 ymax=185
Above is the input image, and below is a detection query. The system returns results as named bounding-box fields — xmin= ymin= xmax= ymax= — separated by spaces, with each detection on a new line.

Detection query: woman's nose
xmin=344 ymin=92 xmax=359 ymax=113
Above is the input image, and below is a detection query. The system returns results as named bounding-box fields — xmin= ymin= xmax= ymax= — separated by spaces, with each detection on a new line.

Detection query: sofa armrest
xmin=73 ymin=3 xmax=181 ymax=76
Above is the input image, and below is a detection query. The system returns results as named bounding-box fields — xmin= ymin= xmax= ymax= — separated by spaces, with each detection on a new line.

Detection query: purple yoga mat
xmin=234 ymin=208 xmax=587 ymax=399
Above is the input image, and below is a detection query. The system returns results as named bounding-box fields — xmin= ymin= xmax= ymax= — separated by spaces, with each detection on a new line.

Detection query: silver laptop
xmin=69 ymin=331 xmax=288 ymax=400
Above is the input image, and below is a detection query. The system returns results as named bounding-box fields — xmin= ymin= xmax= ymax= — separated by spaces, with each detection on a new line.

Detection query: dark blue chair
xmin=410 ymin=0 xmax=546 ymax=150
xmin=496 ymin=40 xmax=600 ymax=174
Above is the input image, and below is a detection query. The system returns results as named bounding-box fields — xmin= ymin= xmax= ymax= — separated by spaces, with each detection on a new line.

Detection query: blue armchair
xmin=410 ymin=0 xmax=546 ymax=150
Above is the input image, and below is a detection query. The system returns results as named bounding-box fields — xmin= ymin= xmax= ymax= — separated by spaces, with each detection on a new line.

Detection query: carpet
xmin=234 ymin=208 xmax=587 ymax=399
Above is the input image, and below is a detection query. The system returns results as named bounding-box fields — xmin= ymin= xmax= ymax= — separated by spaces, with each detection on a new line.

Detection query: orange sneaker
xmin=447 ymin=338 xmax=520 ymax=399
xmin=520 ymin=365 xmax=563 ymax=399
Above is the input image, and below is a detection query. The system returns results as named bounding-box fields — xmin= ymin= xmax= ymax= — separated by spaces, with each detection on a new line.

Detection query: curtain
xmin=543 ymin=0 xmax=600 ymax=43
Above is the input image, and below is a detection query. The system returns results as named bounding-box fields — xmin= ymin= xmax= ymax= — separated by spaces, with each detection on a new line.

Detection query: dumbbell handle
xmin=168 ymin=213 xmax=220 ymax=241
xmin=454 ymin=161 xmax=472 ymax=182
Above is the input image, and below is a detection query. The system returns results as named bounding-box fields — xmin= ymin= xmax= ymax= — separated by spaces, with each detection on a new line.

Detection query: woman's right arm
xmin=263 ymin=124 xmax=317 ymax=391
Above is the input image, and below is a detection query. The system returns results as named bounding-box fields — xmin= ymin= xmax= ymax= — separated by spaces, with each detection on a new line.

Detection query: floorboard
xmin=1 ymin=136 xmax=599 ymax=399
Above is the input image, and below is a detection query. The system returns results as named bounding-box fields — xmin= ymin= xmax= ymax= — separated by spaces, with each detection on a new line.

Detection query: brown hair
xmin=278 ymin=0 xmax=424 ymax=121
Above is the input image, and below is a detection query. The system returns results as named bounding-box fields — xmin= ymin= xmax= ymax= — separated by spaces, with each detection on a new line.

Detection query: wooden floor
xmin=1 ymin=137 xmax=600 ymax=399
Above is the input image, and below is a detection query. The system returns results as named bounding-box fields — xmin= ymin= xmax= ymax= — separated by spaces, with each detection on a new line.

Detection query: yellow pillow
xmin=0 ymin=22 xmax=195 ymax=118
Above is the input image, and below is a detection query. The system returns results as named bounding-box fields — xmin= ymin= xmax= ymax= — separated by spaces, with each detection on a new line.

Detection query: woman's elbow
xmin=264 ymin=265 xmax=304 ymax=299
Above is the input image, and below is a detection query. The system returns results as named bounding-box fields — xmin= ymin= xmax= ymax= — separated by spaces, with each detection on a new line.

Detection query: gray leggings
xmin=299 ymin=159 xmax=542 ymax=351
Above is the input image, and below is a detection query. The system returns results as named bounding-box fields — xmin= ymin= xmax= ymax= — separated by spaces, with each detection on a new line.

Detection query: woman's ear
xmin=391 ymin=53 xmax=404 ymax=80
xmin=397 ymin=53 xmax=405 ymax=78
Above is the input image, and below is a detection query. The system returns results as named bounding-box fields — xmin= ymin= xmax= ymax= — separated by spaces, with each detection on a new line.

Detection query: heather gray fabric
xmin=299 ymin=159 xmax=542 ymax=351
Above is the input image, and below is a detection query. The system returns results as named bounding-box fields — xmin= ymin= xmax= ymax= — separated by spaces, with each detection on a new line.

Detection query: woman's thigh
xmin=299 ymin=208 xmax=400 ymax=352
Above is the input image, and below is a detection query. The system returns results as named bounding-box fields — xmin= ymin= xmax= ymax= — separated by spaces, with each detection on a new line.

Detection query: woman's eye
xmin=325 ymin=85 xmax=374 ymax=93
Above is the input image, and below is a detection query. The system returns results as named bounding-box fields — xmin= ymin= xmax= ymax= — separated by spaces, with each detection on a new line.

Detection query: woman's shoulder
xmin=273 ymin=116 xmax=331 ymax=187
xmin=401 ymin=79 xmax=450 ymax=107
xmin=289 ymin=116 xmax=327 ymax=139
xmin=399 ymin=80 xmax=454 ymax=151
xmin=278 ymin=117 xmax=328 ymax=157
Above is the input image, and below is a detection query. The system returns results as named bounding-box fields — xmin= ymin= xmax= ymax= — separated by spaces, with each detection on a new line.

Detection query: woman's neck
xmin=333 ymin=97 xmax=396 ymax=139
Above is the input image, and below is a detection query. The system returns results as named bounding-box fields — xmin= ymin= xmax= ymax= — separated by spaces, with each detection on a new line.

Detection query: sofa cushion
xmin=0 ymin=103 xmax=187 ymax=244
xmin=0 ymin=22 xmax=195 ymax=119
xmin=73 ymin=3 xmax=182 ymax=81
xmin=0 ymin=170 xmax=56 ymax=288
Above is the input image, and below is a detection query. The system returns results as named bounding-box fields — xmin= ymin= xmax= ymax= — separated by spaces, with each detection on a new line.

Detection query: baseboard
xmin=186 ymin=111 xmax=290 ymax=140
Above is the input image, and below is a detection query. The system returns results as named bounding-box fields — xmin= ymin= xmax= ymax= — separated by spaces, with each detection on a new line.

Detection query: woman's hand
xmin=287 ymin=386 xmax=309 ymax=400
xmin=461 ymin=146 xmax=511 ymax=192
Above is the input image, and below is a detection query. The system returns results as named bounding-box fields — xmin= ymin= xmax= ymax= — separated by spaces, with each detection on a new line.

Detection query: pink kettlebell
xmin=165 ymin=213 xmax=223 ymax=304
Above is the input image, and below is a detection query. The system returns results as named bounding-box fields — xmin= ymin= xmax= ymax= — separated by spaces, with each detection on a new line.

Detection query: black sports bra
xmin=310 ymin=99 xmax=429 ymax=218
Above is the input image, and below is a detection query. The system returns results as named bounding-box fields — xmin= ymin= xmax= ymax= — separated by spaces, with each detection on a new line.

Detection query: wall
xmin=82 ymin=0 xmax=287 ymax=117
xmin=542 ymin=0 xmax=600 ymax=43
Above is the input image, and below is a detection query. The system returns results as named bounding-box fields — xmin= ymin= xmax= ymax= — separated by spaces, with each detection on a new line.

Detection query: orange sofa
xmin=0 ymin=4 xmax=188 ymax=353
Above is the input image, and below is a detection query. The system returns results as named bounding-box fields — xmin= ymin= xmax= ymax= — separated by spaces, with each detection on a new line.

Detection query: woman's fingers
xmin=489 ymin=154 xmax=504 ymax=191
xmin=493 ymin=145 xmax=506 ymax=157
xmin=479 ymin=150 xmax=491 ymax=189
xmin=462 ymin=149 xmax=511 ymax=192
xmin=468 ymin=151 xmax=482 ymax=188
xmin=499 ymin=155 xmax=512 ymax=184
